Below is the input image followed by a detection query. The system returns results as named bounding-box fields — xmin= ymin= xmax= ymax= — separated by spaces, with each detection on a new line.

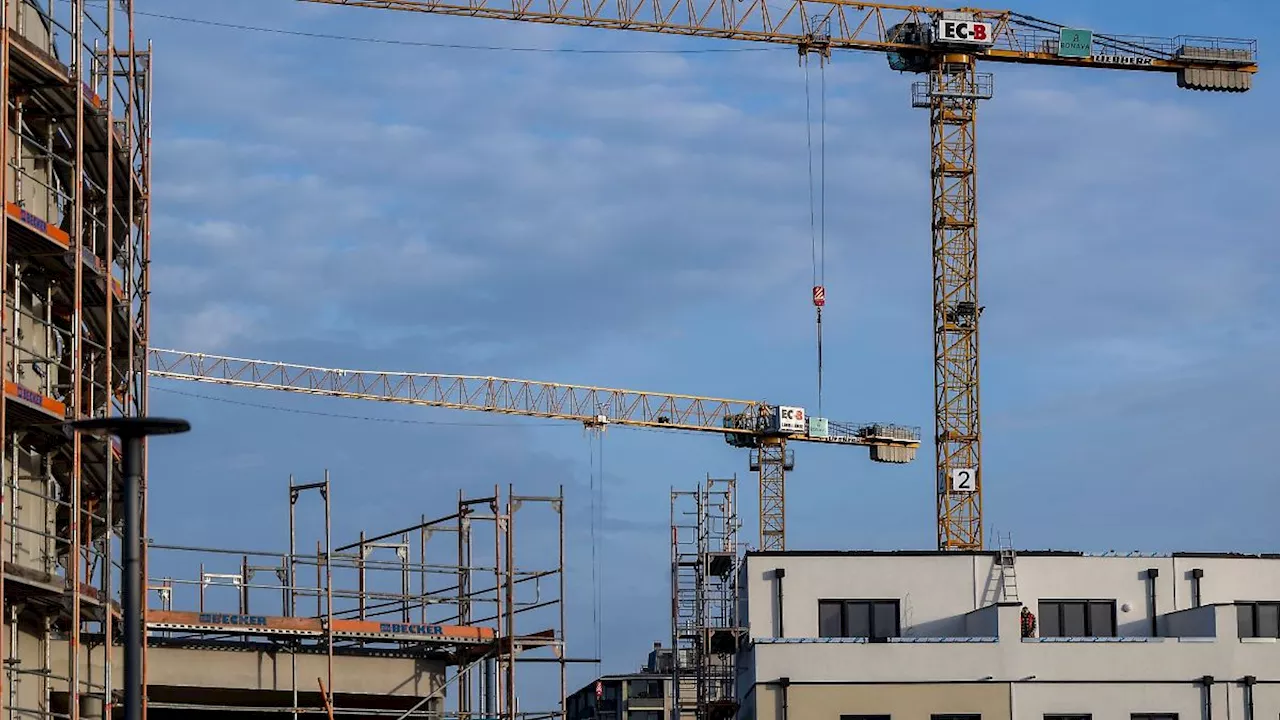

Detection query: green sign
xmin=808 ymin=417 xmax=829 ymax=439
xmin=1058 ymin=28 xmax=1093 ymax=58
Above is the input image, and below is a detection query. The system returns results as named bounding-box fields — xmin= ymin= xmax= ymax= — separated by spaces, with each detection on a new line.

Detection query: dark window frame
xmin=1038 ymin=599 xmax=1117 ymax=637
xmin=931 ymin=715 xmax=981 ymax=720
xmin=1235 ymin=601 xmax=1280 ymax=638
xmin=1130 ymin=715 xmax=1177 ymax=720
xmin=625 ymin=678 xmax=664 ymax=700
xmin=818 ymin=599 xmax=901 ymax=639
xmin=840 ymin=716 xmax=890 ymax=720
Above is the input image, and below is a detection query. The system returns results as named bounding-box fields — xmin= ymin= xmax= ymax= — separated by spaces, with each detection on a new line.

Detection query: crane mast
xmin=295 ymin=0 xmax=1258 ymax=550
xmin=147 ymin=348 xmax=921 ymax=551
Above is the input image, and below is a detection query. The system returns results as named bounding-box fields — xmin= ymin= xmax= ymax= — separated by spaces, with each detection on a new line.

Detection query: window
xmin=931 ymin=715 xmax=980 ymax=720
xmin=626 ymin=679 xmax=664 ymax=700
xmin=1038 ymin=600 xmax=1116 ymax=637
xmin=818 ymin=599 xmax=900 ymax=639
xmin=628 ymin=712 xmax=662 ymax=720
xmin=1236 ymin=601 xmax=1280 ymax=638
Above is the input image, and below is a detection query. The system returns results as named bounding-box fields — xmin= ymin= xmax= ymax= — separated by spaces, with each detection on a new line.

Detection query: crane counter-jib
xmin=145 ymin=349 xmax=922 ymax=455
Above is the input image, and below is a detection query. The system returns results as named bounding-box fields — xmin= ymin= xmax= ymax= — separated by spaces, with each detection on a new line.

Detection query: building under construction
xmin=142 ymin=476 xmax=568 ymax=718
xmin=1 ymin=0 xmax=151 ymax=717
xmin=668 ymin=471 xmax=1280 ymax=719
xmin=670 ymin=477 xmax=744 ymax=720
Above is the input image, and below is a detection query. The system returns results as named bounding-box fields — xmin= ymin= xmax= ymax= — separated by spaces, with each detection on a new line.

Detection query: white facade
xmin=737 ymin=550 xmax=1280 ymax=720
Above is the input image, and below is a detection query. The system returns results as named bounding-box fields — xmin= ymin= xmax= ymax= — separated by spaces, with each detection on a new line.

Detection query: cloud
xmin=165 ymin=304 xmax=257 ymax=351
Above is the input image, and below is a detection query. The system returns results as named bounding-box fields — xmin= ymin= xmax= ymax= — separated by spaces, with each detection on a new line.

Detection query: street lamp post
xmin=67 ymin=417 xmax=190 ymax=720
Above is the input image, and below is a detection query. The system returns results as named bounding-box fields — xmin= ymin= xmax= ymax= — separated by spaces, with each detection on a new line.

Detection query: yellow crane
xmin=147 ymin=348 xmax=921 ymax=550
xmin=294 ymin=0 xmax=1257 ymax=550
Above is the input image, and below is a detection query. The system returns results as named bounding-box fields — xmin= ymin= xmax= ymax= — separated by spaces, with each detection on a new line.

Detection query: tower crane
xmin=146 ymin=348 xmax=921 ymax=550
xmin=295 ymin=0 xmax=1257 ymax=550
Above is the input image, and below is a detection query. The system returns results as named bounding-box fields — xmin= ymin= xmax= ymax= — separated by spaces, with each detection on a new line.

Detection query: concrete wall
xmin=0 ymin=619 xmax=447 ymax=717
xmin=3 ymin=443 xmax=59 ymax=576
xmin=8 ymin=0 xmax=54 ymax=55
xmin=1163 ymin=604 xmax=1222 ymax=638
xmin=744 ymin=552 xmax=1280 ymax=641
xmin=30 ymin=635 xmax=446 ymax=698
xmin=738 ymin=552 xmax=1280 ymax=719
xmin=750 ymin=682 xmax=1010 ymax=720
xmin=1012 ymin=681 xmax=1280 ymax=720
xmin=145 ymin=646 xmax=446 ymax=697
xmin=963 ymin=604 xmax=999 ymax=638
xmin=748 ymin=628 xmax=1278 ymax=683
xmin=743 ymin=679 xmax=1280 ymax=720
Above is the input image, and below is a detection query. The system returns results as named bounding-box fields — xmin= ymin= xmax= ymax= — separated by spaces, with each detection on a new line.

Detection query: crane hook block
xmin=812 ymin=286 xmax=826 ymax=307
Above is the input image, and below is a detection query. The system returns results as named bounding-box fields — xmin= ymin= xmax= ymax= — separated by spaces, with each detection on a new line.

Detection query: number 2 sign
xmin=950 ymin=468 xmax=976 ymax=493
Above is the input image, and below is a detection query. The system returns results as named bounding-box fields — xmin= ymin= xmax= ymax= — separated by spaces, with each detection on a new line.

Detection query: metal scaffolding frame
xmin=669 ymin=475 xmax=742 ymax=720
xmin=145 ymin=476 xmax=568 ymax=719
xmin=1 ymin=0 xmax=151 ymax=718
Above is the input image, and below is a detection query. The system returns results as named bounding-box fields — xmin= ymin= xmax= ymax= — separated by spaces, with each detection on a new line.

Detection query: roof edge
xmin=743 ymin=549 xmax=1280 ymax=560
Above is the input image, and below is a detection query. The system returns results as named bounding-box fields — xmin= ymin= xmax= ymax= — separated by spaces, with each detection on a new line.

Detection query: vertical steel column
xmin=925 ymin=54 xmax=990 ymax=551
xmin=102 ymin=1 xmax=117 ymax=713
xmin=490 ymin=485 xmax=502 ymax=716
xmin=138 ymin=39 xmax=155 ymax=720
xmin=288 ymin=474 xmax=296 ymax=616
xmin=455 ymin=490 xmax=470 ymax=717
xmin=69 ymin=0 xmax=87 ymax=715
xmin=323 ymin=471 xmax=333 ymax=712
xmin=357 ymin=531 xmax=366 ymax=620
xmin=417 ymin=518 xmax=426 ymax=624
xmin=669 ymin=489 xmax=677 ymax=719
xmin=503 ymin=485 xmax=516 ymax=720
xmin=400 ymin=532 xmax=409 ymax=624
xmin=0 ymin=0 xmax=10 ymax=711
xmin=557 ymin=484 xmax=566 ymax=719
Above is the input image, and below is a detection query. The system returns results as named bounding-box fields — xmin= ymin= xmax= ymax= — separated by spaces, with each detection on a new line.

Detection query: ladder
xmin=997 ymin=531 xmax=1019 ymax=603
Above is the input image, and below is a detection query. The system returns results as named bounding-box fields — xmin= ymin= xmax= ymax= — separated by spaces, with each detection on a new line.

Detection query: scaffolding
xmin=1 ymin=0 xmax=151 ymax=718
xmin=669 ymin=475 xmax=742 ymax=720
xmin=145 ymin=475 xmax=568 ymax=719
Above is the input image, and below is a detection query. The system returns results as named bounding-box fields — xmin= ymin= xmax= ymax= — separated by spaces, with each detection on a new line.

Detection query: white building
xmin=736 ymin=549 xmax=1280 ymax=719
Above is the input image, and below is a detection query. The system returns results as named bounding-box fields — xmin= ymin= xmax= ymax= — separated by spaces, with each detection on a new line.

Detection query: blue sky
xmin=135 ymin=0 xmax=1278 ymax=705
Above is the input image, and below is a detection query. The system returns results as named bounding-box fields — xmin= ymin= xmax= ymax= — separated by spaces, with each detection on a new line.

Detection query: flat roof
xmin=566 ymin=672 xmax=670 ymax=697
xmin=745 ymin=549 xmax=1280 ymax=560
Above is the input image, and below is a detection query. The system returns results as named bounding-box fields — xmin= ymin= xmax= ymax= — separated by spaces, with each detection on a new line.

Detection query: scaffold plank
xmin=146 ymin=610 xmax=497 ymax=645
xmin=6 ymin=203 xmax=70 ymax=249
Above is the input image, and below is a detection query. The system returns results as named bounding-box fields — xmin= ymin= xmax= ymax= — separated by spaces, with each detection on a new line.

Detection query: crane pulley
xmin=294 ymin=0 xmax=1258 ymax=551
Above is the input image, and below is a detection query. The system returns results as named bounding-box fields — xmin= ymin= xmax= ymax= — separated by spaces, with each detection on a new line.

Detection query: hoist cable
xmin=803 ymin=54 xmax=829 ymax=418
xmin=818 ymin=59 xmax=828 ymax=418
xmin=820 ymin=59 xmax=827 ymax=289
xmin=588 ymin=435 xmax=601 ymax=672
xmin=596 ymin=433 xmax=605 ymax=669
xmin=804 ymin=58 xmax=818 ymax=286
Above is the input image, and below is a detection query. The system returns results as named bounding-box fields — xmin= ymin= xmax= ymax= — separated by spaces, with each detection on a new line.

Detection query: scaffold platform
xmin=147 ymin=610 xmax=496 ymax=646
